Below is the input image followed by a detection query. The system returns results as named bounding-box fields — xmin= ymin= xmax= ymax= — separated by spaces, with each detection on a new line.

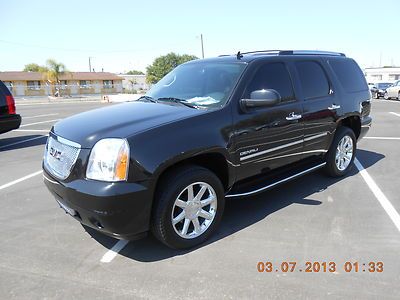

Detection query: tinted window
xmin=245 ymin=62 xmax=294 ymax=102
xmin=329 ymin=59 xmax=368 ymax=92
xmin=296 ymin=61 xmax=330 ymax=99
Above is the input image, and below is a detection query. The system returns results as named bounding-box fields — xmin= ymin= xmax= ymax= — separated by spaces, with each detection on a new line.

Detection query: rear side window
xmin=245 ymin=62 xmax=295 ymax=102
xmin=295 ymin=61 xmax=330 ymax=99
xmin=328 ymin=59 xmax=368 ymax=92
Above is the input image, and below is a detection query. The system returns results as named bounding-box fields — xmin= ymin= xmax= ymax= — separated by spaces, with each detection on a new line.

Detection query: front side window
xmin=147 ymin=62 xmax=247 ymax=108
xmin=296 ymin=61 xmax=330 ymax=99
xmin=244 ymin=62 xmax=295 ymax=102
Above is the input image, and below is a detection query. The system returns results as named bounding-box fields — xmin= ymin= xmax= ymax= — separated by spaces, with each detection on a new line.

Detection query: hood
xmin=52 ymin=101 xmax=203 ymax=148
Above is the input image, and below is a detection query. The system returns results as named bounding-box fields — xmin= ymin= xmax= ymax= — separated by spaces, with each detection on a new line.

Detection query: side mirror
xmin=240 ymin=89 xmax=281 ymax=111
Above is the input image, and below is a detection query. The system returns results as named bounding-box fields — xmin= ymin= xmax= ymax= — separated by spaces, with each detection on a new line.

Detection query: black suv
xmin=43 ymin=50 xmax=372 ymax=249
xmin=0 ymin=80 xmax=21 ymax=134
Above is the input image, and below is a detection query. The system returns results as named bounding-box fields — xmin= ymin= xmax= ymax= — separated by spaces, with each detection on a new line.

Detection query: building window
xmin=370 ymin=74 xmax=382 ymax=80
xmin=27 ymin=81 xmax=41 ymax=90
xmin=389 ymin=74 xmax=400 ymax=80
xmin=103 ymin=80 xmax=113 ymax=89
xmin=79 ymin=80 xmax=91 ymax=88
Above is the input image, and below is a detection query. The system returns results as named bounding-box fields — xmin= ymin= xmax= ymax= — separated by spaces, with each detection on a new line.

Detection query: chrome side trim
xmin=304 ymin=132 xmax=328 ymax=141
xmin=253 ymin=149 xmax=327 ymax=164
xmin=225 ymin=162 xmax=327 ymax=198
xmin=239 ymin=132 xmax=328 ymax=162
xmin=240 ymin=140 xmax=303 ymax=161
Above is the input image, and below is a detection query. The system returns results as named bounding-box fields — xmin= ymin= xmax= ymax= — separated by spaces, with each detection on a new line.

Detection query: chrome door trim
xmin=240 ymin=132 xmax=328 ymax=162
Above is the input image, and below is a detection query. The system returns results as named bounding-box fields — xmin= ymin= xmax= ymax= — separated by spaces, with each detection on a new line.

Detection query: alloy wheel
xmin=335 ymin=135 xmax=353 ymax=171
xmin=171 ymin=182 xmax=217 ymax=239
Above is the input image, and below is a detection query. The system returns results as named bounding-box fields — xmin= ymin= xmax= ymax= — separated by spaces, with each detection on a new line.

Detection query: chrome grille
xmin=44 ymin=135 xmax=81 ymax=180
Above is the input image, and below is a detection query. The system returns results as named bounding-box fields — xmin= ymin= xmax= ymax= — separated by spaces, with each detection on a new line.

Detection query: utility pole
xmin=200 ymin=34 xmax=204 ymax=59
xmin=89 ymin=57 xmax=92 ymax=72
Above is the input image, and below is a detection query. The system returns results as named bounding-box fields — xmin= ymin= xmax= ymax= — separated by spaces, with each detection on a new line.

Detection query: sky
xmin=1 ymin=0 xmax=399 ymax=73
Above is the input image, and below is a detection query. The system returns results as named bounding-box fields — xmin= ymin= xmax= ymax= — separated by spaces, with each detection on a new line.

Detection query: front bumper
xmin=0 ymin=114 xmax=21 ymax=134
xmin=359 ymin=116 xmax=372 ymax=140
xmin=43 ymin=168 xmax=153 ymax=240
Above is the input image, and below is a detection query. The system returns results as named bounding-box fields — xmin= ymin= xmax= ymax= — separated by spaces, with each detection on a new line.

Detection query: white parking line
xmin=0 ymin=135 xmax=48 ymax=150
xmin=20 ymin=119 xmax=60 ymax=128
xmin=0 ymin=170 xmax=43 ymax=191
xmin=100 ymin=240 xmax=129 ymax=263
xmin=22 ymin=113 xmax=59 ymax=119
xmin=389 ymin=112 xmax=400 ymax=118
xmin=14 ymin=129 xmax=50 ymax=133
xmin=354 ymin=158 xmax=400 ymax=232
xmin=364 ymin=137 xmax=400 ymax=140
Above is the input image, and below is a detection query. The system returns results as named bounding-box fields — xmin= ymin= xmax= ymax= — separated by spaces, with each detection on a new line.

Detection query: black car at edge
xmin=43 ymin=50 xmax=372 ymax=249
xmin=0 ymin=80 xmax=21 ymax=134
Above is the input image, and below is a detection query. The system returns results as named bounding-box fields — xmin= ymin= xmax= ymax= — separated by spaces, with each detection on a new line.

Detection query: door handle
xmin=328 ymin=104 xmax=341 ymax=110
xmin=286 ymin=112 xmax=302 ymax=121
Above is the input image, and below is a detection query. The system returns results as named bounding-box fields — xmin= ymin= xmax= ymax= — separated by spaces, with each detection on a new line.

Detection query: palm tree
xmin=43 ymin=59 xmax=68 ymax=97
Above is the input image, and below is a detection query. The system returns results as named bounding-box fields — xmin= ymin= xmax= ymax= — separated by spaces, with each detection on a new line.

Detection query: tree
xmin=126 ymin=70 xmax=145 ymax=75
xmin=23 ymin=63 xmax=47 ymax=72
xmin=45 ymin=59 xmax=67 ymax=84
xmin=146 ymin=53 xmax=198 ymax=84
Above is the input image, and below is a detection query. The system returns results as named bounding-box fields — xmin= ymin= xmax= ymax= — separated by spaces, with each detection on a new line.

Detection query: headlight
xmin=86 ymin=138 xmax=130 ymax=182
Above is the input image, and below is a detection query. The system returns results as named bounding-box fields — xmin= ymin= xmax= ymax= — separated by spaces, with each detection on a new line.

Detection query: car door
xmin=232 ymin=61 xmax=304 ymax=181
xmin=292 ymin=60 xmax=339 ymax=156
xmin=390 ymin=80 xmax=400 ymax=98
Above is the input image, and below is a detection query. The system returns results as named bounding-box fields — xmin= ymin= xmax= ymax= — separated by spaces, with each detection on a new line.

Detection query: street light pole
xmin=89 ymin=57 xmax=92 ymax=72
xmin=200 ymin=34 xmax=204 ymax=59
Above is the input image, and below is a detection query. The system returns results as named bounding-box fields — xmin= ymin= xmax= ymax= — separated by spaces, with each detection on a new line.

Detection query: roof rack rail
xmin=278 ymin=50 xmax=346 ymax=57
xmin=219 ymin=50 xmax=346 ymax=58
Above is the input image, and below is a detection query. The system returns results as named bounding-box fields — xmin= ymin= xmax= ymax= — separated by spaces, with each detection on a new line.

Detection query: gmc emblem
xmin=49 ymin=147 xmax=62 ymax=161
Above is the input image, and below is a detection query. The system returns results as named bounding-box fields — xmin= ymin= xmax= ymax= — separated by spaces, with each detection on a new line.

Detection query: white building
xmin=364 ymin=67 xmax=400 ymax=83
xmin=119 ymin=74 xmax=150 ymax=92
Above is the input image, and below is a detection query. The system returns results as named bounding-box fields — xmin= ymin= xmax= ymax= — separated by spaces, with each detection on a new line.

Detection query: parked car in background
xmin=384 ymin=80 xmax=400 ymax=100
xmin=0 ymin=80 xmax=21 ymax=134
xmin=371 ymin=82 xmax=393 ymax=99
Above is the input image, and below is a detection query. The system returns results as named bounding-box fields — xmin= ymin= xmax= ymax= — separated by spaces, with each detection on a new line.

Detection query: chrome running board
xmin=226 ymin=162 xmax=326 ymax=198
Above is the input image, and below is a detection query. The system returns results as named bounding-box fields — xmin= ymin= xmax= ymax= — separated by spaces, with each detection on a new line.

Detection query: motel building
xmin=0 ymin=71 xmax=123 ymax=97
xmin=364 ymin=67 xmax=400 ymax=84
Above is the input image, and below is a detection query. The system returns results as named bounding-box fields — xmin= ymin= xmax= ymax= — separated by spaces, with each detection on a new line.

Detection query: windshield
xmin=376 ymin=83 xmax=391 ymax=89
xmin=146 ymin=62 xmax=247 ymax=108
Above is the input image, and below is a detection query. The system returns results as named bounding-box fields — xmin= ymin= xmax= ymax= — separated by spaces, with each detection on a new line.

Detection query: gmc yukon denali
xmin=43 ymin=50 xmax=372 ymax=249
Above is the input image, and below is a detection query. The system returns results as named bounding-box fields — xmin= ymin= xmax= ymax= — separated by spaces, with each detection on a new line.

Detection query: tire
xmin=151 ymin=165 xmax=225 ymax=249
xmin=374 ymin=92 xmax=379 ymax=99
xmin=325 ymin=126 xmax=356 ymax=177
xmin=384 ymin=92 xmax=389 ymax=100
xmin=397 ymin=91 xmax=400 ymax=100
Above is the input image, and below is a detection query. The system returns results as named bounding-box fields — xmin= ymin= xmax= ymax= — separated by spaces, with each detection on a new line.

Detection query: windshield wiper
xmin=137 ymin=95 xmax=158 ymax=103
xmin=157 ymin=97 xmax=198 ymax=109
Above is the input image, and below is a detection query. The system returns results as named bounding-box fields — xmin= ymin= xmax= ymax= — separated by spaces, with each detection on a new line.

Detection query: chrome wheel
xmin=171 ymin=182 xmax=217 ymax=239
xmin=335 ymin=135 xmax=353 ymax=171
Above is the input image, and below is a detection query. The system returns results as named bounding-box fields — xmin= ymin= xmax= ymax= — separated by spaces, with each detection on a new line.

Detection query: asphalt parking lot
xmin=1 ymin=99 xmax=400 ymax=299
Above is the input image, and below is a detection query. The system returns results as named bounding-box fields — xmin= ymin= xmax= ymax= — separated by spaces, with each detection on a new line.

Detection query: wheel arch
xmin=337 ymin=114 xmax=361 ymax=139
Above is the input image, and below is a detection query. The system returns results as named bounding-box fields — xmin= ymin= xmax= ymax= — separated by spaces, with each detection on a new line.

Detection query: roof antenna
xmin=236 ymin=51 xmax=243 ymax=60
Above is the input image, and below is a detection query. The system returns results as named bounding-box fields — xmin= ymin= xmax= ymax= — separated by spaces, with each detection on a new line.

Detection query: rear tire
xmin=151 ymin=165 xmax=225 ymax=249
xmin=325 ymin=126 xmax=356 ymax=177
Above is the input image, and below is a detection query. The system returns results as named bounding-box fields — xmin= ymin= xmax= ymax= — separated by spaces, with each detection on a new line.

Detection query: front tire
xmin=151 ymin=165 xmax=225 ymax=249
xmin=325 ymin=126 xmax=356 ymax=177
xmin=384 ymin=92 xmax=389 ymax=100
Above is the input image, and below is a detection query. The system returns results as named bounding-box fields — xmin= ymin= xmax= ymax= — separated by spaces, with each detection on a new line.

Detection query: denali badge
xmin=240 ymin=148 xmax=259 ymax=156
xmin=49 ymin=147 xmax=62 ymax=161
